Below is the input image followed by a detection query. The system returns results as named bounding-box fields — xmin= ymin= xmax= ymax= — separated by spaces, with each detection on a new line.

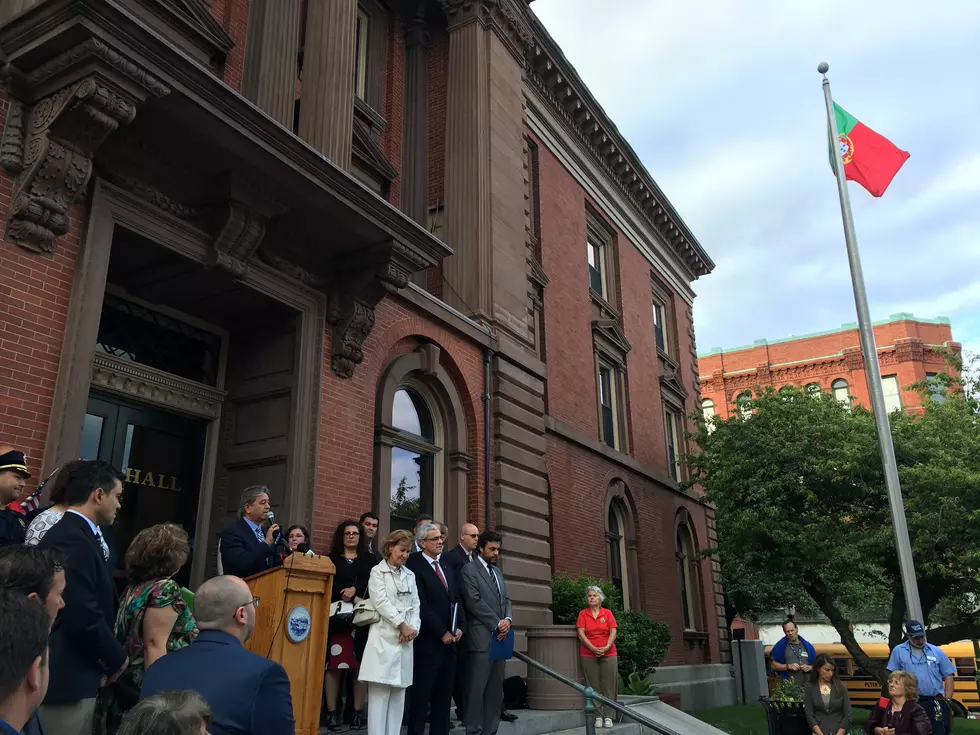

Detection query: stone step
xmin=552 ymin=722 xmax=642 ymax=735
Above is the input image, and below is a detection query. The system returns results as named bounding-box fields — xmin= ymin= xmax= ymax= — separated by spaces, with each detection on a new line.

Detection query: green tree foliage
xmin=615 ymin=611 xmax=671 ymax=680
xmin=689 ymin=353 xmax=980 ymax=684
xmin=550 ymin=572 xmax=622 ymax=624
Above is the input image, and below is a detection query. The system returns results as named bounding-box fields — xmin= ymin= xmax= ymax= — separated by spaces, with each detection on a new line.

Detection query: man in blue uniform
xmin=0 ymin=447 xmax=31 ymax=547
xmin=887 ymin=619 xmax=955 ymax=735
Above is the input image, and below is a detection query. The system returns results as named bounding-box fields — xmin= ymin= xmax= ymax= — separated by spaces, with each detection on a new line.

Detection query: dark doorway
xmin=81 ymin=394 xmax=207 ymax=590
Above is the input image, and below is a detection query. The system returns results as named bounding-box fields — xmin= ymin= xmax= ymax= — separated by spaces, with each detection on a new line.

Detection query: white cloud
xmin=532 ymin=0 xmax=980 ymax=355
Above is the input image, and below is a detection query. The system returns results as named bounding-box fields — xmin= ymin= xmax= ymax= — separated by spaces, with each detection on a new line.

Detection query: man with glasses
xmin=140 ymin=575 xmax=295 ymax=735
xmin=406 ymin=523 xmax=465 ymax=735
xmin=887 ymin=619 xmax=955 ymax=735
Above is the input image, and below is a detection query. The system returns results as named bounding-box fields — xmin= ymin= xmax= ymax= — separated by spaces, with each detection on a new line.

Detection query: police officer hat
xmin=0 ymin=449 xmax=31 ymax=478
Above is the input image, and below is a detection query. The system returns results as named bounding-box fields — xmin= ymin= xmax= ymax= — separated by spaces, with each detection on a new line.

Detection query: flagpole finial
xmin=817 ymin=62 xmax=829 ymax=74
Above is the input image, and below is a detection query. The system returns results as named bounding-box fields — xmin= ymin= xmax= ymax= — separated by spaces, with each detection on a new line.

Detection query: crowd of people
xmin=0 ymin=448 xmax=527 ymax=735
xmin=770 ymin=618 xmax=953 ymax=735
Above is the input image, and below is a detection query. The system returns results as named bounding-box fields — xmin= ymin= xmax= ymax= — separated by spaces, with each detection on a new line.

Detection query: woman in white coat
xmin=358 ymin=529 xmax=421 ymax=735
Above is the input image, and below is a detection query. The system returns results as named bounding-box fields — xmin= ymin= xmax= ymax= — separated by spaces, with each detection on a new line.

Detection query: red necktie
xmin=433 ymin=560 xmax=448 ymax=590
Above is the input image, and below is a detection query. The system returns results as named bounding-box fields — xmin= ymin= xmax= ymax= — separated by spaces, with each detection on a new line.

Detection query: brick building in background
xmin=0 ymin=0 xmax=730 ymax=705
xmin=699 ymin=314 xmax=959 ymax=419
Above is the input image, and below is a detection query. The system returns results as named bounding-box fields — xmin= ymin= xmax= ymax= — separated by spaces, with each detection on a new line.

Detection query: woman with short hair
xmin=358 ymin=529 xmax=421 ymax=735
xmin=117 ymin=691 xmax=212 ymax=735
xmin=864 ymin=670 xmax=932 ymax=735
xmin=103 ymin=523 xmax=197 ymax=729
xmin=803 ymin=653 xmax=852 ymax=735
xmin=576 ymin=585 xmax=618 ymax=729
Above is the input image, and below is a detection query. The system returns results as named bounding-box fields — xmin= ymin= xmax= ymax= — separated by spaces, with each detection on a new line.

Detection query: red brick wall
xmin=699 ymin=320 xmax=958 ymax=418
xmin=210 ymin=0 xmax=249 ymax=91
xmin=0 ymin=91 xmax=81 ymax=493
xmin=546 ymin=436 xmax=720 ymax=666
xmin=380 ymin=10 xmax=405 ymax=208
xmin=313 ymin=295 xmax=486 ymax=549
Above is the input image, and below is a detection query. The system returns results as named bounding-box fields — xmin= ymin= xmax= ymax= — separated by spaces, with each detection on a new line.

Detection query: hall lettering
xmin=123 ymin=468 xmax=182 ymax=491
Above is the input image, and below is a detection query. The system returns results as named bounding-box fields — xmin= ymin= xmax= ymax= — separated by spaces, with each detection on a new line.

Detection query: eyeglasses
xmin=344 ymin=531 xmax=360 ymax=537
xmin=423 ymin=535 xmax=442 ymax=543
xmin=241 ymin=596 xmax=260 ymax=609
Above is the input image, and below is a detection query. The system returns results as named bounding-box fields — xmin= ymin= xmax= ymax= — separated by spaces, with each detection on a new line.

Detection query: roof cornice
xmin=526 ymin=11 xmax=714 ymax=279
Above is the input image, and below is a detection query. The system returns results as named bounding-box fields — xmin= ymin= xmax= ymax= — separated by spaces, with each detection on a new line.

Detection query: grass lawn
xmin=693 ymin=704 xmax=980 ymax=734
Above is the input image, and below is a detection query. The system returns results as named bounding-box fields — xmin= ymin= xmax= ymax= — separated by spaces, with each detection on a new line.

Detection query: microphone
xmin=297 ymin=543 xmax=315 ymax=556
xmin=266 ymin=510 xmax=282 ymax=546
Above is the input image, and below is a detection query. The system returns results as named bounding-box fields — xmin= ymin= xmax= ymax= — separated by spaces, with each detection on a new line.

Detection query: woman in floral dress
xmin=101 ymin=522 xmax=197 ymax=733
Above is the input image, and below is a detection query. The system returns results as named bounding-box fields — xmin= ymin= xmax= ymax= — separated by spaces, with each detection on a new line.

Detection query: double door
xmin=81 ymin=394 xmax=206 ymax=589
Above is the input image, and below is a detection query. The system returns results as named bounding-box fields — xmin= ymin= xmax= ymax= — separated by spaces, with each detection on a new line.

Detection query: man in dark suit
xmin=441 ymin=522 xmax=479 ymax=722
xmin=38 ymin=460 xmax=127 ymax=735
xmin=219 ymin=485 xmax=283 ymax=579
xmin=406 ymin=523 xmax=465 ymax=735
xmin=460 ymin=530 xmax=513 ymax=735
xmin=140 ymin=574 xmax=294 ymax=735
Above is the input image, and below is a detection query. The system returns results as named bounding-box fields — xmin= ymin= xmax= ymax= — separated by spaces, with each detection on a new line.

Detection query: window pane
xmin=392 ymin=388 xmax=434 ymax=442
xmin=832 ymin=379 xmax=850 ymax=406
xmin=599 ymin=368 xmax=612 ymax=408
xmin=805 ymin=382 xmax=821 ymax=396
xmin=389 ymin=446 xmax=433 ymax=532
xmin=587 ymin=240 xmax=603 ymax=294
xmin=354 ymin=12 xmax=368 ymax=99
xmin=881 ymin=375 xmax=902 ymax=413
xmin=925 ymin=372 xmax=946 ymax=403
xmin=599 ymin=367 xmax=616 ymax=448
xmin=665 ymin=411 xmax=678 ymax=480
xmin=677 ymin=529 xmax=692 ymax=629
xmin=701 ymin=399 xmax=714 ymax=419
xmin=80 ymin=414 xmax=104 ymax=460
xmin=653 ymin=303 xmax=665 ymax=352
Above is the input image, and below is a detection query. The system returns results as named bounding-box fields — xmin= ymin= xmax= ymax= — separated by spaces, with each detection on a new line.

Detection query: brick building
xmin=0 ymin=0 xmax=730 ymax=703
xmin=698 ymin=314 xmax=959 ymax=418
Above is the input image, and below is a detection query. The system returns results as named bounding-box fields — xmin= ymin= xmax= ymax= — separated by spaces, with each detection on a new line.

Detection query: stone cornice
xmin=440 ymin=0 xmax=533 ymax=62
xmin=525 ymin=13 xmax=713 ymax=280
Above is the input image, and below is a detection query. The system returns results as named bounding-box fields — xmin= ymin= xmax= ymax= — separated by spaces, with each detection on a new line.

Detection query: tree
xmin=689 ymin=355 xmax=980 ymax=684
xmin=390 ymin=476 xmax=420 ymax=519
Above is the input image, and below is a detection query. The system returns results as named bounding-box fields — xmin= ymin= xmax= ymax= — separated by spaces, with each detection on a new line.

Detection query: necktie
xmin=254 ymin=525 xmax=265 ymax=544
xmin=487 ymin=564 xmax=500 ymax=595
xmin=95 ymin=529 xmax=109 ymax=562
xmin=433 ymin=560 xmax=448 ymax=591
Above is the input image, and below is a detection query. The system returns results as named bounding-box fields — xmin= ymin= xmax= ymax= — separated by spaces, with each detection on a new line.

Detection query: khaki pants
xmin=39 ymin=699 xmax=97 ymax=735
xmin=580 ymin=656 xmax=618 ymax=720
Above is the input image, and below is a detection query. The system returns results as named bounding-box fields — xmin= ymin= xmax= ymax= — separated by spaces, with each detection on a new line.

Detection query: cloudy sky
xmin=531 ymin=0 xmax=980 ymax=357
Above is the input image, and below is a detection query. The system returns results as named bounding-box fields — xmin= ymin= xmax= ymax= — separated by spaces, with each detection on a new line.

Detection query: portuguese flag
xmin=830 ymin=103 xmax=909 ymax=197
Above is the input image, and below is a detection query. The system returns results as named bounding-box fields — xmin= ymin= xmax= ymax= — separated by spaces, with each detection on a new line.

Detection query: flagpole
xmin=818 ymin=62 xmax=923 ymax=623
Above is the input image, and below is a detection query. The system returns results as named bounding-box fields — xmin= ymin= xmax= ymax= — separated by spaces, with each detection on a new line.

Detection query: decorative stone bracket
xmin=207 ymin=175 xmax=287 ymax=279
xmin=0 ymin=38 xmax=171 ymax=254
xmin=327 ymin=239 xmax=428 ymax=378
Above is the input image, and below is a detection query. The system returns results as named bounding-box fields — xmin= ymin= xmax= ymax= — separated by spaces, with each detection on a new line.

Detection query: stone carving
xmin=440 ymin=0 xmax=533 ymax=61
xmin=98 ymin=169 xmax=200 ymax=220
xmin=91 ymin=353 xmax=226 ymax=420
xmin=0 ymin=38 xmax=170 ymax=253
xmin=209 ymin=201 xmax=267 ymax=279
xmin=258 ymin=250 xmax=327 ymax=289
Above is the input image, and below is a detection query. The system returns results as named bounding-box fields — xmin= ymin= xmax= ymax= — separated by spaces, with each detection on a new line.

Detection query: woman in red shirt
xmin=576 ymin=586 xmax=618 ymax=729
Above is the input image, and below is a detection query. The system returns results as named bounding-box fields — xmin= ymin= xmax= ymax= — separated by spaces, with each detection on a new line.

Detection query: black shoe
xmin=351 ymin=710 xmax=366 ymax=730
xmin=500 ymin=711 xmax=518 ymax=722
xmin=326 ymin=710 xmax=342 ymax=731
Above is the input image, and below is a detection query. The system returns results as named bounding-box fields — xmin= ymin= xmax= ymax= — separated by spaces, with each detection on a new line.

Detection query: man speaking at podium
xmin=220 ymin=486 xmax=284 ymax=579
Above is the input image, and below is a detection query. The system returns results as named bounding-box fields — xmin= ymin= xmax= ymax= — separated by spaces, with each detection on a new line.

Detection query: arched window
xmin=805 ymin=382 xmax=821 ymax=396
xmin=676 ymin=516 xmax=703 ymax=632
xmin=605 ymin=482 xmax=638 ymax=611
xmin=832 ymin=379 xmax=851 ymax=407
xmin=375 ymin=347 xmax=471 ymax=540
xmin=736 ymin=391 xmax=752 ymax=419
xmin=389 ymin=387 xmax=440 ymax=531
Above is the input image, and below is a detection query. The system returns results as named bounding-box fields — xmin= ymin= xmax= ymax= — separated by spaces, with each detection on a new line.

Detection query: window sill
xmin=589 ymin=289 xmax=621 ymax=320
xmin=658 ymin=348 xmax=678 ymax=369
xmin=683 ymin=630 xmax=709 ymax=648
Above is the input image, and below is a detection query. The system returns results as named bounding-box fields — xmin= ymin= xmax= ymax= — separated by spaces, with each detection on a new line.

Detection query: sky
xmin=530 ymin=0 xmax=980 ymax=357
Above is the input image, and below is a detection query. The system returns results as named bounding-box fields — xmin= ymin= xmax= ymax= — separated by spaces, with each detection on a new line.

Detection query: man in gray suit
xmin=460 ymin=530 xmax=512 ymax=735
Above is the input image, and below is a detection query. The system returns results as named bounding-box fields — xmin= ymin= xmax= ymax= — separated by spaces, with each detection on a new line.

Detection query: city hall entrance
xmin=81 ymin=394 xmax=207 ymax=590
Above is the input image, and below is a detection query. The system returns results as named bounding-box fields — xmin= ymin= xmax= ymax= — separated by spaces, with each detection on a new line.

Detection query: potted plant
xmin=760 ymin=679 xmax=809 ymax=735
xmin=616 ymin=611 xmax=674 ymax=708
xmin=526 ymin=574 xmax=621 ymax=710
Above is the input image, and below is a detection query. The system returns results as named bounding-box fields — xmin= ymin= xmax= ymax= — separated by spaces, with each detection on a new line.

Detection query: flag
xmin=829 ymin=103 xmax=909 ymax=197
xmin=7 ymin=467 xmax=59 ymax=515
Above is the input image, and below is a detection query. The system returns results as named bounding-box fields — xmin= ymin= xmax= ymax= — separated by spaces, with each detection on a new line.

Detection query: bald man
xmin=140 ymin=575 xmax=295 ymax=735
xmin=0 ymin=445 xmax=31 ymax=547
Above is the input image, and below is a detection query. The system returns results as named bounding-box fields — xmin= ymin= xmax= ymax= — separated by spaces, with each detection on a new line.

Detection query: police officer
xmin=887 ymin=619 xmax=955 ymax=735
xmin=0 ymin=446 xmax=31 ymax=546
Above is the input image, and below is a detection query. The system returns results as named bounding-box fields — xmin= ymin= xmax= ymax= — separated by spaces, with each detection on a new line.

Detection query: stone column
xmin=241 ymin=0 xmax=303 ymax=130
xmin=299 ymin=0 xmax=357 ymax=170
xmin=441 ymin=8 xmax=493 ymax=318
xmin=401 ymin=10 xmax=429 ymax=227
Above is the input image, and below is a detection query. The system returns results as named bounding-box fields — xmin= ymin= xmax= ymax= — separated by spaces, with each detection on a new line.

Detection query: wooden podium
xmin=245 ymin=554 xmax=336 ymax=735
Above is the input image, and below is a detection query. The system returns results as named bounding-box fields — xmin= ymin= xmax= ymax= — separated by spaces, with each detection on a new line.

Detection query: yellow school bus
xmin=765 ymin=641 xmax=980 ymax=718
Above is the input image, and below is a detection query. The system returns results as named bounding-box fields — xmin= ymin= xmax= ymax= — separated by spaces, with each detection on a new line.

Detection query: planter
xmin=657 ymin=692 xmax=681 ymax=710
xmin=526 ymin=625 xmax=584 ymax=710
xmin=759 ymin=697 xmax=810 ymax=735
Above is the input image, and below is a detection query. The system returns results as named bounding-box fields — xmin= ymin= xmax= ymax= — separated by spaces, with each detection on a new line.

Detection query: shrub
xmin=615 ymin=610 xmax=671 ymax=682
xmin=550 ymin=573 xmax=622 ymax=624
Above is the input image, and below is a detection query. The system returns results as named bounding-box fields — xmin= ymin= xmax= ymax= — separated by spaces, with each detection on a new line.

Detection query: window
xmin=701 ymin=399 xmax=715 ymax=433
xmin=676 ymin=519 xmax=702 ymax=631
xmin=598 ymin=364 xmax=618 ymax=449
xmin=736 ymin=391 xmax=752 ymax=419
xmin=805 ymin=382 xmax=821 ymax=396
xmin=832 ymin=379 xmax=851 ymax=407
xmin=606 ymin=501 xmax=631 ymax=609
xmin=925 ymin=372 xmax=946 ymax=403
xmin=652 ymin=301 xmax=668 ymax=354
xmin=389 ymin=388 xmax=438 ymax=531
xmin=881 ymin=375 xmax=902 ymax=413
xmin=587 ymin=234 xmax=604 ymax=295
xmin=354 ymin=9 xmax=369 ymax=100
xmin=650 ymin=278 xmax=675 ymax=358
xmin=664 ymin=408 xmax=682 ymax=480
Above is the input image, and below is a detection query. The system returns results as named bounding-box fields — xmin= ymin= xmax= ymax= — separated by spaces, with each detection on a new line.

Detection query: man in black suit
xmin=38 ymin=460 xmax=127 ymax=735
xmin=441 ymin=522 xmax=479 ymax=722
xmin=406 ymin=523 xmax=465 ymax=735
xmin=219 ymin=485 xmax=283 ymax=578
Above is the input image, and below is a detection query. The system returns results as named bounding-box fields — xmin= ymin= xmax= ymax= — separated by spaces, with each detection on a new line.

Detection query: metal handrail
xmin=514 ymin=651 xmax=684 ymax=735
